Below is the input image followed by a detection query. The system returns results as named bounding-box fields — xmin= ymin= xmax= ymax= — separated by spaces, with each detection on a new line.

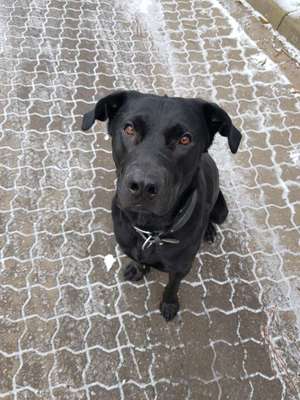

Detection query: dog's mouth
xmin=116 ymin=198 xmax=169 ymax=216
xmin=127 ymin=203 xmax=149 ymax=212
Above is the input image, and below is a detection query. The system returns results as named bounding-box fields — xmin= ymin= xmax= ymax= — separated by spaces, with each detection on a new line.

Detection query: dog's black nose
xmin=127 ymin=177 xmax=159 ymax=198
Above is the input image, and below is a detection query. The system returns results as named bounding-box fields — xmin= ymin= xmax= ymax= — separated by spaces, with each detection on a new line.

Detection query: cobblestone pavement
xmin=0 ymin=0 xmax=300 ymax=399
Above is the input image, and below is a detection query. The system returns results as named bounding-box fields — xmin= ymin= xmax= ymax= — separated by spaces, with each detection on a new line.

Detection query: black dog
xmin=82 ymin=90 xmax=241 ymax=321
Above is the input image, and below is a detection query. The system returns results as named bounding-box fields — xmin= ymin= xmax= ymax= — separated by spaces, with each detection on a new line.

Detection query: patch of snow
xmin=104 ymin=254 xmax=116 ymax=272
xmin=118 ymin=0 xmax=163 ymax=28
xmin=275 ymin=0 xmax=300 ymax=11
xmin=242 ymin=0 xmax=300 ymax=64
xmin=290 ymin=146 xmax=300 ymax=166
xmin=217 ymin=0 xmax=290 ymax=84
xmin=135 ymin=0 xmax=154 ymax=14
xmin=116 ymin=0 xmax=178 ymax=88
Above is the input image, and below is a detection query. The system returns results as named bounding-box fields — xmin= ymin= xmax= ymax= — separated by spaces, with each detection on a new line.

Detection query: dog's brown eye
xmin=124 ymin=123 xmax=135 ymax=136
xmin=178 ymin=133 xmax=192 ymax=145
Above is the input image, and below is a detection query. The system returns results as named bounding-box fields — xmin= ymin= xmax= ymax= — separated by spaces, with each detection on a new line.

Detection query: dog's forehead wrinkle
xmin=129 ymin=95 xmax=188 ymax=120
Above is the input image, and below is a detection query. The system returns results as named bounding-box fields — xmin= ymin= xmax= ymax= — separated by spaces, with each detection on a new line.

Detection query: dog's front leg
xmin=160 ymin=271 xmax=187 ymax=321
xmin=123 ymin=261 xmax=150 ymax=281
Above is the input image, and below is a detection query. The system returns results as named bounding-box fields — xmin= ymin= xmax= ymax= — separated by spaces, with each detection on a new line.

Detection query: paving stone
xmin=88 ymin=386 xmax=119 ymax=400
xmin=51 ymin=350 xmax=87 ymax=389
xmin=0 ymin=319 xmax=24 ymax=354
xmin=54 ymin=315 xmax=89 ymax=352
xmin=52 ymin=387 xmax=88 ymax=400
xmin=219 ymin=378 xmax=252 ymax=400
xmin=0 ymin=354 xmax=19 ymax=394
xmin=16 ymin=352 xmax=54 ymax=391
xmin=87 ymin=314 xmax=121 ymax=350
xmin=85 ymin=348 xmax=120 ymax=387
xmin=21 ymin=317 xmax=57 ymax=353
xmin=24 ymin=286 xmax=59 ymax=319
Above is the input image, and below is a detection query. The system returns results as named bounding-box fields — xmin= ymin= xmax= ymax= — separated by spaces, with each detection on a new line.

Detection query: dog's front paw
xmin=160 ymin=300 xmax=179 ymax=321
xmin=204 ymin=222 xmax=217 ymax=243
xmin=123 ymin=262 xmax=147 ymax=281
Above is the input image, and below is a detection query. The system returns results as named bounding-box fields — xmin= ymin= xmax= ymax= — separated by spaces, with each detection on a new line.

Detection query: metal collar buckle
xmin=133 ymin=226 xmax=180 ymax=251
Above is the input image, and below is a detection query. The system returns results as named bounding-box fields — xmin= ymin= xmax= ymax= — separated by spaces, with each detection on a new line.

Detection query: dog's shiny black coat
xmin=82 ymin=90 xmax=241 ymax=321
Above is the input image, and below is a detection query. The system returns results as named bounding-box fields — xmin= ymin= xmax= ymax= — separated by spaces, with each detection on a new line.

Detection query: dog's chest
xmin=112 ymin=213 xmax=169 ymax=269
xmin=111 ymin=198 xmax=204 ymax=271
xmin=135 ymin=236 xmax=170 ymax=267
xmin=119 ymin=227 xmax=168 ymax=269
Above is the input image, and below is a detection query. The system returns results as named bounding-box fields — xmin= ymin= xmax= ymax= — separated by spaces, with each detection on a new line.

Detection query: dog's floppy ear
xmin=82 ymin=90 xmax=139 ymax=131
xmin=202 ymin=101 xmax=242 ymax=153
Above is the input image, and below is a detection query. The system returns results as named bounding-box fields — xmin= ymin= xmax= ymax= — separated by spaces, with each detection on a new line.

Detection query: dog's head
xmin=82 ymin=90 xmax=241 ymax=216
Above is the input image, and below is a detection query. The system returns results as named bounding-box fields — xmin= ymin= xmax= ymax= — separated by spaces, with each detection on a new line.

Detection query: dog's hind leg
xmin=123 ymin=261 xmax=150 ymax=281
xmin=210 ymin=190 xmax=228 ymax=224
xmin=204 ymin=190 xmax=228 ymax=243
xmin=204 ymin=222 xmax=217 ymax=243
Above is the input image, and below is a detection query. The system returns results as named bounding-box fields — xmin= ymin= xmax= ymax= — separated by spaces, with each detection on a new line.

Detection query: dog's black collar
xmin=133 ymin=189 xmax=198 ymax=250
xmin=169 ymin=189 xmax=198 ymax=233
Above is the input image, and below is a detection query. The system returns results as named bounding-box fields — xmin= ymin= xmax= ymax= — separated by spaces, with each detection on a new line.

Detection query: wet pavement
xmin=0 ymin=0 xmax=300 ymax=399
